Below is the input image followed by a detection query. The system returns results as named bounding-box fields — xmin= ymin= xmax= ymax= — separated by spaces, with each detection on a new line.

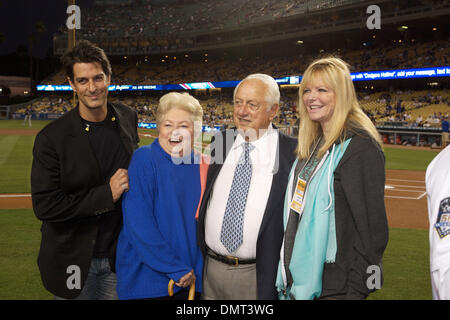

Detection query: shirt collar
xmin=232 ymin=123 xmax=274 ymax=152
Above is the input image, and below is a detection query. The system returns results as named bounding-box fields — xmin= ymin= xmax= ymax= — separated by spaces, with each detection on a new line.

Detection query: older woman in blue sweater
xmin=116 ymin=92 xmax=204 ymax=300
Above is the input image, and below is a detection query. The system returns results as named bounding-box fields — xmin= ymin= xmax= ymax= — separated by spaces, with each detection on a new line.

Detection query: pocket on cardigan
xmin=321 ymin=262 xmax=347 ymax=295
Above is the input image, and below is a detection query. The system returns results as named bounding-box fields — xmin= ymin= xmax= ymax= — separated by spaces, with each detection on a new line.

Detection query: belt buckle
xmin=227 ymin=255 xmax=239 ymax=266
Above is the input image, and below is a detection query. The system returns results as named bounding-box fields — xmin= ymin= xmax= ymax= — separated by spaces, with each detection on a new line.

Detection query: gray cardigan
xmin=319 ymin=129 xmax=389 ymax=299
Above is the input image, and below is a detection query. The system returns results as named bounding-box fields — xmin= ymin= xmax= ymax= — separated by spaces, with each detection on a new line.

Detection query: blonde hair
xmin=297 ymin=56 xmax=382 ymax=159
xmin=156 ymin=92 xmax=203 ymax=127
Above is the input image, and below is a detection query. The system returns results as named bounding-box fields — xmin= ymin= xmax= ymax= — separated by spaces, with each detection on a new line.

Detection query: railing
xmin=376 ymin=124 xmax=443 ymax=147
xmin=4 ymin=114 xmax=445 ymax=147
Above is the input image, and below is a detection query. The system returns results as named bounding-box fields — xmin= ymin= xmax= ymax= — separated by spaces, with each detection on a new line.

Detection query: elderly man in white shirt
xmin=197 ymin=74 xmax=298 ymax=300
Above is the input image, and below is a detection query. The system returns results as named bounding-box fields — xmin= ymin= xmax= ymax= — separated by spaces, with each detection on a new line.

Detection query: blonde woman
xmin=116 ymin=92 xmax=204 ymax=300
xmin=276 ymin=57 xmax=389 ymax=300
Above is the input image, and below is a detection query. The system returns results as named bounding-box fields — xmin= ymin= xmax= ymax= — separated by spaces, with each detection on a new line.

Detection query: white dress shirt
xmin=205 ymin=124 xmax=279 ymax=259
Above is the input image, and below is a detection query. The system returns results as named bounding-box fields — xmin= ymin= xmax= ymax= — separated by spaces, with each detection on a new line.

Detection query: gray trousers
xmin=202 ymin=254 xmax=257 ymax=300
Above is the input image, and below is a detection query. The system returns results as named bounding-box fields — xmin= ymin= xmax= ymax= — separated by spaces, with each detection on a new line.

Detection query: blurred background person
xmin=23 ymin=107 xmax=32 ymax=127
xmin=441 ymin=115 xmax=449 ymax=148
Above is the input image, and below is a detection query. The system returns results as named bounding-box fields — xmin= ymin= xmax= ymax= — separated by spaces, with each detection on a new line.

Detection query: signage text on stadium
xmin=37 ymin=66 xmax=450 ymax=92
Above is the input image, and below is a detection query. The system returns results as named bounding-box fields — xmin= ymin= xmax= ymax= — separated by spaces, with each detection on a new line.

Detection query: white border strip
xmin=417 ymin=192 xmax=427 ymax=200
xmin=386 ymin=178 xmax=425 ymax=183
xmin=387 ymin=184 xmax=426 ymax=189
xmin=387 ymin=189 xmax=425 ymax=193
xmin=385 ymin=195 xmax=419 ymax=200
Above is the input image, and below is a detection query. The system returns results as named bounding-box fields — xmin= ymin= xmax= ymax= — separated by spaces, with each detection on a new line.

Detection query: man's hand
xmin=109 ymin=168 xmax=129 ymax=203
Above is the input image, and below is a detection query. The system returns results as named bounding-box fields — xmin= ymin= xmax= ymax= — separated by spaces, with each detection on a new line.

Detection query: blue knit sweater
xmin=116 ymin=139 xmax=203 ymax=299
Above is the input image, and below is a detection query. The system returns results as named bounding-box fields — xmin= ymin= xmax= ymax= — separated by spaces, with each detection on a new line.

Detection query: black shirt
xmin=81 ymin=107 xmax=130 ymax=258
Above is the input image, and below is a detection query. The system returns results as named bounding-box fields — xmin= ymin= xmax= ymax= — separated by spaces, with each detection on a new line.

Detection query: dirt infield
xmin=0 ymin=169 xmax=429 ymax=229
xmin=385 ymin=169 xmax=428 ymax=230
xmin=0 ymin=194 xmax=32 ymax=209
xmin=0 ymin=129 xmax=40 ymax=136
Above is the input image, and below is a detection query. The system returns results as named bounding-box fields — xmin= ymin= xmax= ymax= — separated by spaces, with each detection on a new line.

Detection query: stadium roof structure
xmin=53 ymin=0 xmax=450 ymax=56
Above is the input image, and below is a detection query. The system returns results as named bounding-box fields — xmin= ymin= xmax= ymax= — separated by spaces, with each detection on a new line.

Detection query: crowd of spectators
xmin=119 ymin=38 xmax=447 ymax=85
xmin=53 ymin=0 xmax=448 ymax=57
xmin=43 ymin=37 xmax=450 ymax=87
xmin=38 ymin=0 xmax=450 ymax=131
xmin=15 ymin=88 xmax=449 ymax=136
xmin=58 ymin=0 xmax=345 ymax=40
xmin=348 ymin=39 xmax=449 ymax=72
xmin=13 ymin=97 xmax=72 ymax=117
xmin=361 ymin=89 xmax=450 ymax=127
xmin=107 ymin=90 xmax=299 ymax=127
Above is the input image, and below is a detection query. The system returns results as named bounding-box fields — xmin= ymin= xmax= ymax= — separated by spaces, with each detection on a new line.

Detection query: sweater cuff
xmin=92 ymin=184 xmax=115 ymax=216
xmin=168 ymin=269 xmax=191 ymax=283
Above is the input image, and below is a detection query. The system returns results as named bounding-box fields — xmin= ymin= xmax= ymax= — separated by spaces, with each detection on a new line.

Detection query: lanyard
xmin=289 ymin=137 xmax=322 ymax=214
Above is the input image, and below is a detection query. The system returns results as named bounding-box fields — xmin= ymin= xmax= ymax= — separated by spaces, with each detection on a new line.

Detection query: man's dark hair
xmin=61 ymin=40 xmax=112 ymax=82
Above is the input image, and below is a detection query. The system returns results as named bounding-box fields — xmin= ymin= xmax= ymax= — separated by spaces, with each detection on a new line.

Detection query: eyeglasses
xmin=233 ymin=99 xmax=262 ymax=111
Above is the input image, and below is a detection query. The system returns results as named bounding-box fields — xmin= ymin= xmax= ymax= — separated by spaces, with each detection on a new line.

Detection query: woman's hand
xmin=109 ymin=168 xmax=129 ymax=202
xmin=175 ymin=269 xmax=195 ymax=288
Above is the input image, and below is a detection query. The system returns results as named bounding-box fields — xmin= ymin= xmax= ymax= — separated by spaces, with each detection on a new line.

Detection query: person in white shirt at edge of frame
xmin=426 ymin=144 xmax=450 ymax=300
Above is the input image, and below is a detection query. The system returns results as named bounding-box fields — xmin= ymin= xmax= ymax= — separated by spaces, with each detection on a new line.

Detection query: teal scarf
xmin=276 ymin=138 xmax=351 ymax=300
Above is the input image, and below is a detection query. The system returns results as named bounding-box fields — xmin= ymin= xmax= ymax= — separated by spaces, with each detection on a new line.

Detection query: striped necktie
xmin=220 ymin=142 xmax=254 ymax=253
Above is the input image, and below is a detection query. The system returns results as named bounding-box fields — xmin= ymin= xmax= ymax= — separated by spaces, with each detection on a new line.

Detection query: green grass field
xmin=0 ymin=209 xmax=52 ymax=300
xmin=0 ymin=208 xmax=431 ymax=300
xmin=0 ymin=119 xmax=438 ymax=299
xmin=383 ymin=147 xmax=439 ymax=171
xmin=368 ymin=228 xmax=431 ymax=300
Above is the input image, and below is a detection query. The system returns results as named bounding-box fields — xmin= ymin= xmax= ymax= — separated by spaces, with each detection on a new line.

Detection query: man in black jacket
xmin=31 ymin=40 xmax=139 ymax=299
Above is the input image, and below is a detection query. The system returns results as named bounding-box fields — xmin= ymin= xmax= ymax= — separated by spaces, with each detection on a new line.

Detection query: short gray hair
xmin=233 ymin=73 xmax=280 ymax=111
xmin=156 ymin=92 xmax=203 ymax=126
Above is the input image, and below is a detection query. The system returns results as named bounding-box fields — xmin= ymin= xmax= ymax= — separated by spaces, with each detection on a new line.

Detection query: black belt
xmin=207 ymin=249 xmax=256 ymax=266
